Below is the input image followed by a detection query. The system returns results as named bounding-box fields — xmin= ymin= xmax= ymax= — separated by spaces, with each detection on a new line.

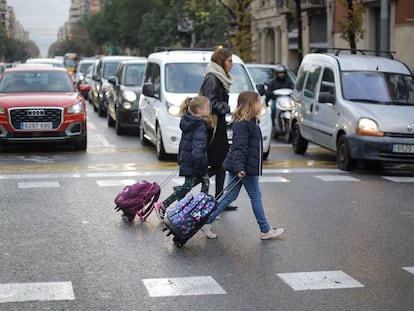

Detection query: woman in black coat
xmin=199 ymin=48 xmax=237 ymax=209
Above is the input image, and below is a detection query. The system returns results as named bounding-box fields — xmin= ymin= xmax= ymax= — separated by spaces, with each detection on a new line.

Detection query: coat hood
xmin=180 ymin=112 xmax=206 ymax=132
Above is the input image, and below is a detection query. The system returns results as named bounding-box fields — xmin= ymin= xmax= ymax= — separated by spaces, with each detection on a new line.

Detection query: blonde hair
xmin=179 ymin=95 xmax=210 ymax=116
xmin=232 ymin=91 xmax=260 ymax=122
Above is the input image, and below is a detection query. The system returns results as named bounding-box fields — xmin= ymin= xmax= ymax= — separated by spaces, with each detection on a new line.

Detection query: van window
xmin=320 ymin=68 xmax=335 ymax=95
xmin=295 ymin=67 xmax=306 ymax=92
xmin=303 ymin=66 xmax=321 ymax=98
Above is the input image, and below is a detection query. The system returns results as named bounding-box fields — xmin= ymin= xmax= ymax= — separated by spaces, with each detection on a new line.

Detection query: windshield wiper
xmin=347 ymin=98 xmax=387 ymax=104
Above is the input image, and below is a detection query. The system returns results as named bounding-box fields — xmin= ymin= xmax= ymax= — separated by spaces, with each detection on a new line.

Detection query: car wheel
xmin=107 ymin=108 xmax=115 ymax=127
xmin=74 ymin=133 xmax=87 ymax=151
xmin=291 ymin=122 xmax=308 ymax=154
xmin=156 ymin=126 xmax=167 ymax=160
xmin=336 ymin=134 xmax=355 ymax=171
xmin=139 ymin=115 xmax=151 ymax=146
xmin=115 ymin=111 xmax=124 ymax=135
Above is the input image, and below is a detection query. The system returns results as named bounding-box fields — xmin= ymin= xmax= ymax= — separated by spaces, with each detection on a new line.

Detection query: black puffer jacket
xmin=223 ymin=119 xmax=263 ymax=176
xmin=178 ymin=112 xmax=208 ymax=177
xmin=199 ymin=73 xmax=230 ymax=168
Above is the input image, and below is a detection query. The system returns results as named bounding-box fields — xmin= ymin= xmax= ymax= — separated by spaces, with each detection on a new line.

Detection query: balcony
xmin=276 ymin=0 xmax=325 ymax=14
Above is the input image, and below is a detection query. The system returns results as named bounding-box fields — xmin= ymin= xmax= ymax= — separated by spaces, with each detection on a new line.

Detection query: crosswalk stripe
xmin=315 ymin=175 xmax=360 ymax=182
xmin=0 ymin=282 xmax=74 ymax=303
xmin=403 ymin=267 xmax=414 ymax=275
xmin=96 ymin=179 xmax=136 ymax=187
xmin=17 ymin=181 xmax=60 ymax=189
xmin=383 ymin=177 xmax=414 ymax=182
xmin=142 ymin=276 xmax=226 ymax=297
xmin=277 ymin=271 xmax=364 ymax=291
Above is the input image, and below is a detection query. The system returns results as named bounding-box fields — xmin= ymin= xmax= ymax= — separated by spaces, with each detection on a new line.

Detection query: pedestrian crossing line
xmin=0 ymin=282 xmax=74 ymax=303
xmin=142 ymin=276 xmax=227 ymax=297
xmin=17 ymin=181 xmax=60 ymax=189
xmin=383 ymin=176 xmax=414 ymax=183
xmin=96 ymin=179 xmax=137 ymax=187
xmin=277 ymin=270 xmax=364 ymax=291
xmin=315 ymin=175 xmax=360 ymax=182
xmin=403 ymin=267 xmax=414 ymax=275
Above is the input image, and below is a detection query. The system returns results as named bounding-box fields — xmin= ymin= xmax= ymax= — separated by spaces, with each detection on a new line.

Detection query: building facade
xmin=251 ymin=0 xmax=414 ymax=70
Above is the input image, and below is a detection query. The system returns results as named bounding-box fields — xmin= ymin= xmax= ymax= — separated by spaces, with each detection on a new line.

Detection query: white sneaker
xmin=261 ymin=227 xmax=285 ymax=240
xmin=201 ymin=224 xmax=217 ymax=239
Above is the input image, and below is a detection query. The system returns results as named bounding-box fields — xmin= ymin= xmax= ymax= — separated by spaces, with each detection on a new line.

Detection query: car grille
xmin=384 ymin=132 xmax=414 ymax=139
xmin=9 ymin=108 xmax=63 ymax=130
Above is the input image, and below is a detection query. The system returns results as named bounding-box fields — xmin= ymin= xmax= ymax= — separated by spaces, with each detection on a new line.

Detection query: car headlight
xmin=356 ymin=118 xmax=384 ymax=137
xmin=123 ymin=102 xmax=132 ymax=109
xmin=0 ymin=107 xmax=5 ymax=114
xmin=67 ymin=102 xmax=85 ymax=114
xmin=79 ymin=74 xmax=85 ymax=81
xmin=166 ymin=100 xmax=180 ymax=116
xmin=122 ymin=90 xmax=137 ymax=103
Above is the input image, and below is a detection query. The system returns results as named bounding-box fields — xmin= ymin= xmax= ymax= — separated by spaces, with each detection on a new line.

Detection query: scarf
xmin=205 ymin=61 xmax=232 ymax=93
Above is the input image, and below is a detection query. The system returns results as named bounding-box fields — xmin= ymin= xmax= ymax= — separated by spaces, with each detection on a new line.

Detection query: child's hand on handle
xmin=237 ymin=171 xmax=246 ymax=178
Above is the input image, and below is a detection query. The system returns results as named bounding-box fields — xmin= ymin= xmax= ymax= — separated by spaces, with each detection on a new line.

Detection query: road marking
xmin=18 ymin=181 xmax=60 ymax=189
xmin=0 ymin=282 xmax=74 ymax=303
xmin=383 ymin=177 xmax=414 ymax=183
xmin=315 ymin=175 xmax=360 ymax=182
xmin=96 ymin=179 xmax=137 ymax=187
xmin=277 ymin=271 xmax=364 ymax=291
xmin=403 ymin=267 xmax=414 ymax=275
xmin=142 ymin=276 xmax=226 ymax=297
xmin=259 ymin=176 xmax=290 ymax=182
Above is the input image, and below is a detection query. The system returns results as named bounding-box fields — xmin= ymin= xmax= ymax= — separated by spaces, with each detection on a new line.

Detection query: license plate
xmin=392 ymin=144 xmax=414 ymax=153
xmin=20 ymin=122 xmax=53 ymax=130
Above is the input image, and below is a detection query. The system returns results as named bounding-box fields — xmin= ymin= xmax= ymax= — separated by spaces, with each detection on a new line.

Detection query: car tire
xmin=156 ymin=126 xmax=167 ymax=160
xmin=74 ymin=133 xmax=87 ymax=151
xmin=336 ymin=134 xmax=356 ymax=171
xmin=139 ymin=115 xmax=151 ymax=146
xmin=107 ymin=109 xmax=115 ymax=127
xmin=291 ymin=122 xmax=308 ymax=154
xmin=115 ymin=113 xmax=124 ymax=135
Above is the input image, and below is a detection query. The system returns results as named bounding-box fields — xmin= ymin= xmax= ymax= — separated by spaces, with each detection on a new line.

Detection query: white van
xmin=138 ymin=49 xmax=272 ymax=160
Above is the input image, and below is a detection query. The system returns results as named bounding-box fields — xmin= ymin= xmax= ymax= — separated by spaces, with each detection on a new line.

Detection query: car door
xmin=140 ymin=62 xmax=161 ymax=143
xmin=311 ymin=67 xmax=338 ymax=149
xmin=293 ymin=63 xmax=321 ymax=141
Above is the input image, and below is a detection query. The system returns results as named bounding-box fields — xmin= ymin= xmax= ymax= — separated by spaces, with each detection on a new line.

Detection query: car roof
xmin=119 ymin=58 xmax=147 ymax=65
xmin=99 ymin=56 xmax=142 ymax=62
xmin=304 ymin=53 xmax=412 ymax=75
xmin=147 ymin=50 xmax=244 ymax=64
xmin=26 ymin=58 xmax=63 ymax=64
xmin=5 ymin=66 xmax=68 ymax=73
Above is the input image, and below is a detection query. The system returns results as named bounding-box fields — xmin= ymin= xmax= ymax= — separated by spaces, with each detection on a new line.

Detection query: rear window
xmin=0 ymin=71 xmax=74 ymax=93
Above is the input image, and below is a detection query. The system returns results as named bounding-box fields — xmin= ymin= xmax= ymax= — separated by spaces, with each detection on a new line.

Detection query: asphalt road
xmin=0 ymin=109 xmax=413 ymax=310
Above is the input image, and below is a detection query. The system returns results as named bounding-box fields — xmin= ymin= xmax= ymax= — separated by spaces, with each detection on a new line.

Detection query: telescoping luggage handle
xmin=215 ymin=174 xmax=244 ymax=202
xmin=159 ymin=166 xmax=179 ymax=189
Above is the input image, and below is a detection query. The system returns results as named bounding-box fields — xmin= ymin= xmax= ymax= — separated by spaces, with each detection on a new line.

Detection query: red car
xmin=0 ymin=66 xmax=90 ymax=150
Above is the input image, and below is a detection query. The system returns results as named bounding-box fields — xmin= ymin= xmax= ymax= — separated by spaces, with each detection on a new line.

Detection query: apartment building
xmin=251 ymin=0 xmax=414 ymax=70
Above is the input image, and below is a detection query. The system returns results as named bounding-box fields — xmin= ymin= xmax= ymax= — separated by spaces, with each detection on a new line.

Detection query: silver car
xmin=291 ymin=52 xmax=414 ymax=170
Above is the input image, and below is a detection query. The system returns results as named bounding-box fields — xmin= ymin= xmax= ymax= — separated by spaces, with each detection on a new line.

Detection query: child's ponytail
xmin=179 ymin=97 xmax=192 ymax=116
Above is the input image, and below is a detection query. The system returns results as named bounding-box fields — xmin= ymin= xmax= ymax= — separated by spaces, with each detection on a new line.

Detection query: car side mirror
xmin=319 ymin=91 xmax=335 ymax=104
xmin=108 ymin=76 xmax=117 ymax=85
xmin=256 ymin=84 xmax=265 ymax=96
xmin=92 ymin=74 xmax=101 ymax=81
xmin=142 ymin=82 xmax=155 ymax=97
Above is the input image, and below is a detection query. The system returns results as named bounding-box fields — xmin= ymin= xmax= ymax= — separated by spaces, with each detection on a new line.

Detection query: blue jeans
xmin=206 ymin=173 xmax=270 ymax=233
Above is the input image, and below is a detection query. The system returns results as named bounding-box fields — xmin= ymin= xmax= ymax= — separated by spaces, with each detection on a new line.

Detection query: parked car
xmin=0 ymin=66 xmax=89 ymax=150
xmin=87 ymin=59 xmax=100 ymax=105
xmin=91 ymin=55 xmax=139 ymax=117
xmin=106 ymin=58 xmax=147 ymax=135
xmin=290 ymin=51 xmax=414 ymax=170
xmin=139 ymin=49 xmax=272 ymax=160
xmin=74 ymin=58 xmax=96 ymax=99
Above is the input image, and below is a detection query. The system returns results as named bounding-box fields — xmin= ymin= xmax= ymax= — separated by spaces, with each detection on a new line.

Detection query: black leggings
xmin=162 ymin=175 xmax=210 ymax=208
xmin=208 ymin=166 xmax=225 ymax=198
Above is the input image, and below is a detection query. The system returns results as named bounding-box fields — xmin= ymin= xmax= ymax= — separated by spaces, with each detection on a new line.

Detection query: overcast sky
xmin=7 ymin=0 xmax=71 ymax=57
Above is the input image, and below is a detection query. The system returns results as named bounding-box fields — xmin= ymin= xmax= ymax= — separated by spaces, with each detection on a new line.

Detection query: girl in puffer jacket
xmin=154 ymin=96 xmax=211 ymax=220
xmin=201 ymin=91 xmax=285 ymax=240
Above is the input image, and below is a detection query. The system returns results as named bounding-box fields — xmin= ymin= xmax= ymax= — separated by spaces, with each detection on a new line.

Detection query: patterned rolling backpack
xmin=163 ymin=192 xmax=216 ymax=247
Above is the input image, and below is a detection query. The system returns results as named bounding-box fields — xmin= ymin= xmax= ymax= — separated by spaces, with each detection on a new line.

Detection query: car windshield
xmin=341 ymin=71 xmax=414 ymax=105
xmin=0 ymin=71 xmax=75 ymax=93
xmin=165 ymin=62 xmax=254 ymax=93
xmin=103 ymin=62 xmax=120 ymax=79
xmin=248 ymin=67 xmax=275 ymax=84
xmin=124 ymin=64 xmax=145 ymax=86
xmin=79 ymin=62 xmax=93 ymax=73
